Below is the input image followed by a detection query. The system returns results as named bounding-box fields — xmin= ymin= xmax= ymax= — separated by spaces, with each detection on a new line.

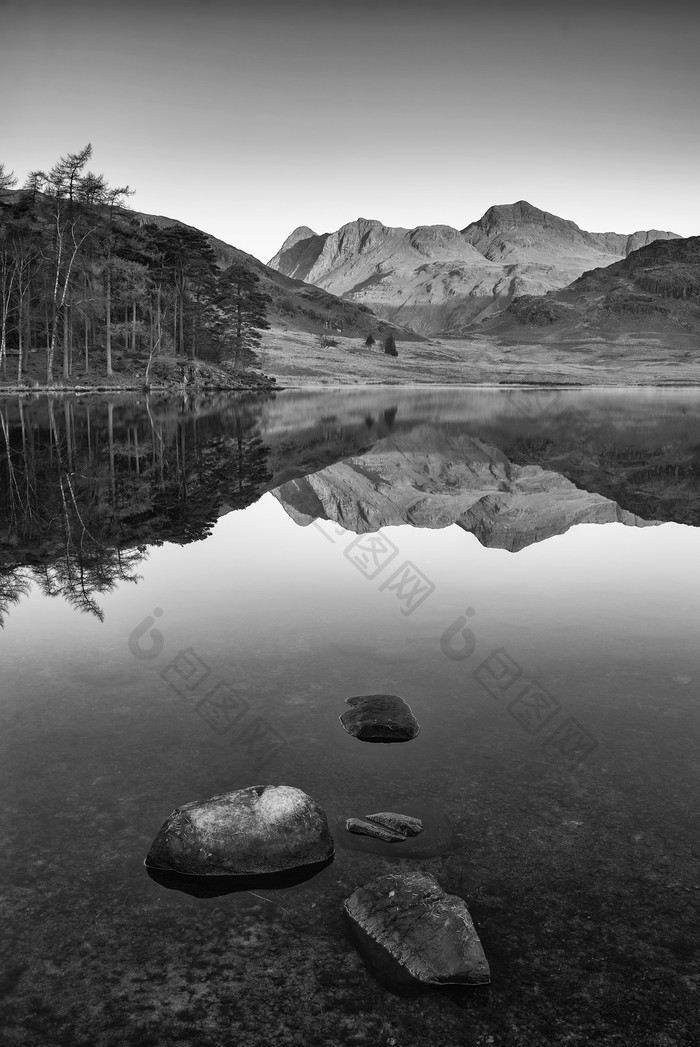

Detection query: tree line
xmin=0 ymin=147 xmax=270 ymax=385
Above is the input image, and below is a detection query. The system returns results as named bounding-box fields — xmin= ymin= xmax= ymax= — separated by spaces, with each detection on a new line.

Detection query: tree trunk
xmin=23 ymin=273 xmax=31 ymax=378
xmin=234 ymin=295 xmax=243 ymax=371
xmin=17 ymin=287 xmax=23 ymax=382
xmin=84 ymin=305 xmax=89 ymax=374
xmin=62 ymin=301 xmax=70 ymax=380
xmin=105 ymin=246 xmax=113 ymax=376
xmin=84 ymin=272 xmax=90 ymax=374
xmin=47 ymin=303 xmax=58 ymax=384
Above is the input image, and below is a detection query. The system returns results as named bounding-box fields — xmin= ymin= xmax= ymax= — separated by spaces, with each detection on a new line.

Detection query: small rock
xmin=347 ymin=818 xmax=406 ymax=842
xmin=335 ymin=803 xmax=453 ymax=859
xmin=340 ymin=694 xmax=419 ymax=742
xmin=145 ymin=784 xmax=334 ymax=876
xmin=345 ymin=872 xmax=490 ymax=987
xmin=365 ymin=812 xmax=423 ymax=836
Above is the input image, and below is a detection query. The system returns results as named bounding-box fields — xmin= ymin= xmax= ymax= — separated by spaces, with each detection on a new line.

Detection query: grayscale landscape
xmin=1 ymin=3 xmax=698 ymax=1047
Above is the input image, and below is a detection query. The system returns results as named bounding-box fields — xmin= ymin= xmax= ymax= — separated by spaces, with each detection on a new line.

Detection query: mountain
xmin=482 ymin=235 xmax=700 ymax=344
xmin=460 ymin=200 xmax=674 ymax=262
xmin=272 ymin=428 xmax=654 ymax=553
xmin=268 ymin=203 xmax=680 ymax=336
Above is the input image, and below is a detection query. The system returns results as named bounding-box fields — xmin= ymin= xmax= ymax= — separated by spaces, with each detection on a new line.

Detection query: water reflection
xmin=2 ymin=387 xmax=700 ymax=625
xmin=0 ymin=396 xmax=272 ymax=623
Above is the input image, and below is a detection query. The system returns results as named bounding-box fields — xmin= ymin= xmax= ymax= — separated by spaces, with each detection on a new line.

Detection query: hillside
xmin=481 ymin=235 xmax=700 ymax=346
xmin=130 ymin=208 xmax=417 ymax=343
xmin=0 ymin=181 xmax=419 ymax=393
xmin=268 ymin=203 xmax=679 ymax=336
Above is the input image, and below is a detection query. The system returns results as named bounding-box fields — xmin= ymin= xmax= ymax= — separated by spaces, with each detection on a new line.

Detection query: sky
xmin=2 ymin=0 xmax=699 ymax=263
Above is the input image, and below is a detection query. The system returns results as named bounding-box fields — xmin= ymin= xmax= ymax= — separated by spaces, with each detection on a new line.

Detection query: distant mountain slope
xmin=130 ymin=209 xmax=419 ymax=342
xmin=481 ymin=235 xmax=700 ymax=344
xmin=268 ymin=202 xmax=679 ymax=336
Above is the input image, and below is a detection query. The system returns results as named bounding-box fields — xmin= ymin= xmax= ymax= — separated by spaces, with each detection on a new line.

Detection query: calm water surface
xmin=1 ymin=388 xmax=698 ymax=1047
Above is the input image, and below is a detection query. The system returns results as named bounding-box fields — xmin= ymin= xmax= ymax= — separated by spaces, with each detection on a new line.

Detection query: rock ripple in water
xmin=340 ymin=694 xmax=419 ymax=742
xmin=345 ymin=872 xmax=490 ymax=987
xmin=145 ymin=784 xmax=334 ymax=876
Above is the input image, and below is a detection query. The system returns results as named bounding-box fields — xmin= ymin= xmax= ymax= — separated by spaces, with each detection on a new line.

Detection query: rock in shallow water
xmin=346 ymin=817 xmax=407 ymax=842
xmin=340 ymin=694 xmax=419 ymax=742
xmin=145 ymin=784 xmax=334 ymax=876
xmin=335 ymin=803 xmax=452 ymax=858
xmin=345 ymin=872 xmax=490 ymax=987
xmin=365 ymin=812 xmax=423 ymax=836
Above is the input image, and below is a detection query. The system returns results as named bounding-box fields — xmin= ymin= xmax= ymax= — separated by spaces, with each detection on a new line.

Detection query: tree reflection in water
xmin=0 ymin=396 xmax=273 ymax=624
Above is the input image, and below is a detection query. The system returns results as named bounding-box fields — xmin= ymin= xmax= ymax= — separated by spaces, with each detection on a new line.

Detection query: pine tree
xmin=365 ymin=333 xmax=375 ymax=348
xmin=215 ymin=264 xmax=270 ymax=370
xmin=384 ymin=332 xmax=398 ymax=356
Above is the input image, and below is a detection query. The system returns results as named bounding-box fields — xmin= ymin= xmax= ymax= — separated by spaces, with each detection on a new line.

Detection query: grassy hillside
xmin=481 ymin=235 xmax=700 ymax=348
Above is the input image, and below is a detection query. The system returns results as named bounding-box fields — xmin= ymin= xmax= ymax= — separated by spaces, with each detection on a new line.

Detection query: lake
xmin=1 ymin=387 xmax=698 ymax=1047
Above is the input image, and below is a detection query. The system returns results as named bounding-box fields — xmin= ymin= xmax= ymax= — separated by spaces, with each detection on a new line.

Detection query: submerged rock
xmin=346 ymin=817 xmax=407 ymax=843
xmin=336 ymin=803 xmax=452 ymax=859
xmin=340 ymin=694 xmax=419 ymax=742
xmin=145 ymin=784 xmax=334 ymax=876
xmin=345 ymin=872 xmax=490 ymax=987
xmin=365 ymin=812 xmax=423 ymax=836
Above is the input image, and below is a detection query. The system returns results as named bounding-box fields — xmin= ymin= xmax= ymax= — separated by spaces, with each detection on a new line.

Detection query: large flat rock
xmin=345 ymin=872 xmax=490 ymax=987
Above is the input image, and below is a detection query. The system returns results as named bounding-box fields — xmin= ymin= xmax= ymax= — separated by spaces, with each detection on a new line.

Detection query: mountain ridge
xmin=268 ymin=202 xmax=680 ymax=336
xmin=481 ymin=234 xmax=700 ymax=343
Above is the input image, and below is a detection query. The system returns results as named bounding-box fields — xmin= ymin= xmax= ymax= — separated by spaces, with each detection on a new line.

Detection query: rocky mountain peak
xmin=317 ymin=218 xmax=407 ymax=269
xmin=462 ymin=201 xmax=580 ymax=241
xmin=277 ymin=225 xmax=318 ymax=253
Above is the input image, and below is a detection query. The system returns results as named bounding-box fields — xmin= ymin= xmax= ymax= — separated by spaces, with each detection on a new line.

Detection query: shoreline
xmin=2 ymin=378 xmax=700 ymax=396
